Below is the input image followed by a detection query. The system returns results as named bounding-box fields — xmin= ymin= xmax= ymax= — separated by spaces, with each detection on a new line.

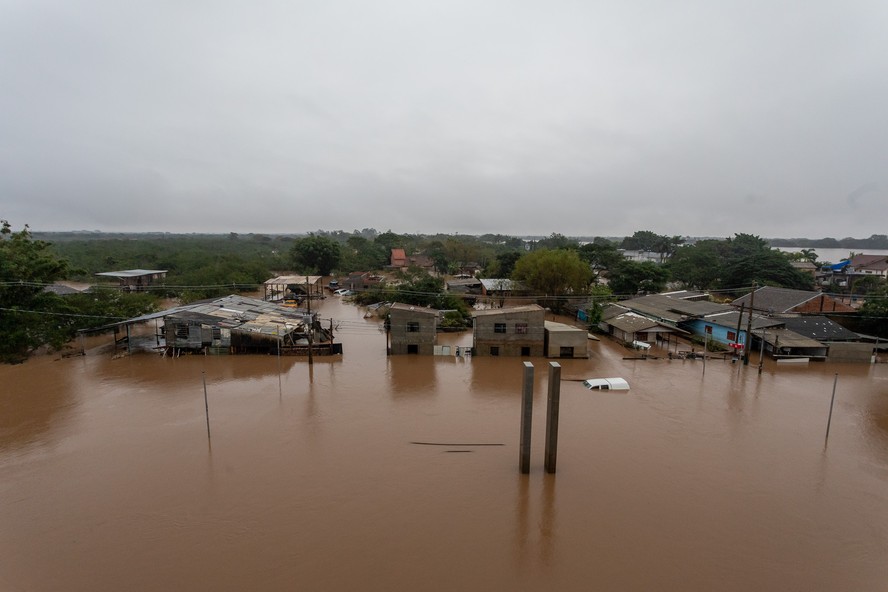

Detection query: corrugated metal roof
xmin=762 ymin=328 xmax=824 ymax=348
xmin=618 ymin=294 xmax=730 ymax=322
xmin=472 ymin=304 xmax=544 ymax=317
xmin=731 ymin=286 xmax=820 ymax=313
xmin=604 ymin=312 xmax=662 ymax=333
xmin=780 ymin=316 xmax=861 ymax=342
xmin=95 ymin=269 xmax=167 ymax=278
xmin=264 ymin=275 xmax=323 ymax=285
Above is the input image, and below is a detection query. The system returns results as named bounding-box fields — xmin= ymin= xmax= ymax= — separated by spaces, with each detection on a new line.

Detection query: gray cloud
xmin=2 ymin=0 xmax=887 ymax=238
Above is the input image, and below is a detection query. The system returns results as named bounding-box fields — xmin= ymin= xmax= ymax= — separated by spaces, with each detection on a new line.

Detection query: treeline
xmin=767 ymin=234 xmax=888 ymax=249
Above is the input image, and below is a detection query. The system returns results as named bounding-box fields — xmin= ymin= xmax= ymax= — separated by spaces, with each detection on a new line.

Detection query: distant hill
xmin=767 ymin=234 xmax=888 ymax=249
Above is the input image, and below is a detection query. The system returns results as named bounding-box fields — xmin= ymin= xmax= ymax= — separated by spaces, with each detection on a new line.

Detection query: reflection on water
xmin=1 ymin=297 xmax=887 ymax=591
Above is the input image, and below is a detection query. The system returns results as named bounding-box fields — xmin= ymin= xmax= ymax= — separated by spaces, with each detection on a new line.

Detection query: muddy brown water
xmin=2 ymin=297 xmax=887 ymax=591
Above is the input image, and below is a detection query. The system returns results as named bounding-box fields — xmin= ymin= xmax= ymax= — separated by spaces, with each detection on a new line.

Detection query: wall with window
xmin=472 ymin=306 xmax=545 ymax=357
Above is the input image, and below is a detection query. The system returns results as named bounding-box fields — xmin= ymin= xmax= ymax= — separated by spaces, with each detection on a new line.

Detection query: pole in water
xmin=758 ymin=327 xmax=766 ymax=375
xmin=825 ymin=373 xmax=838 ymax=444
xmin=519 ymin=362 xmax=534 ymax=474
xmin=202 ymin=371 xmax=211 ymax=440
xmin=544 ymin=362 xmax=562 ymax=474
xmin=702 ymin=331 xmax=708 ymax=376
xmin=277 ymin=329 xmax=283 ymax=398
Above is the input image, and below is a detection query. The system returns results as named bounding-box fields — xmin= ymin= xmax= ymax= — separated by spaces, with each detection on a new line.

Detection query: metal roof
xmin=112 ymin=295 xmax=311 ymax=332
xmin=779 ymin=316 xmax=861 ymax=342
xmin=479 ymin=279 xmax=522 ymax=291
xmin=472 ymin=304 xmax=544 ymax=317
xmin=95 ymin=269 xmax=167 ymax=278
xmin=731 ymin=286 xmax=821 ymax=313
xmin=390 ymin=302 xmax=438 ymax=315
xmin=700 ymin=311 xmax=785 ymax=331
xmin=618 ymin=294 xmax=730 ymax=323
xmin=264 ymin=275 xmax=323 ymax=285
xmin=760 ymin=328 xmax=825 ymax=349
xmin=604 ymin=312 xmax=663 ymax=333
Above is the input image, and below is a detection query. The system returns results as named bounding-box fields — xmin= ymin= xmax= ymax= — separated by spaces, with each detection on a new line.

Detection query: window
xmin=407 ymin=344 xmax=419 ymax=354
xmin=490 ymin=346 xmax=500 ymax=356
xmin=705 ymin=325 xmax=712 ymax=334
xmin=515 ymin=323 xmax=528 ymax=334
xmin=560 ymin=347 xmax=574 ymax=358
xmin=727 ymin=331 xmax=737 ymax=341
xmin=407 ymin=322 xmax=420 ymax=333
xmin=521 ymin=346 xmax=531 ymax=356
xmin=494 ymin=323 xmax=507 ymax=334
xmin=175 ymin=324 xmax=189 ymax=339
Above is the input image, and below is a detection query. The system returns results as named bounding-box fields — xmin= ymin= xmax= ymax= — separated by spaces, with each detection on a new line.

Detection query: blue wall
xmin=682 ymin=319 xmax=747 ymax=347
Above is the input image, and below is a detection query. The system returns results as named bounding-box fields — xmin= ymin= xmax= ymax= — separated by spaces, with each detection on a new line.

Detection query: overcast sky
xmin=1 ymin=0 xmax=886 ymax=239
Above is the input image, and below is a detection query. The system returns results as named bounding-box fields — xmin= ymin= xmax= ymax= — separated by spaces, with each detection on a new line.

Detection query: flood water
xmin=2 ymin=297 xmax=888 ymax=591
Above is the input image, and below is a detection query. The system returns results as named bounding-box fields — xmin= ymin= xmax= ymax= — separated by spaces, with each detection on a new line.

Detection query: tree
xmin=290 ymin=235 xmax=342 ymax=276
xmin=0 ymin=221 xmax=70 ymax=362
xmin=607 ymin=260 xmax=670 ymax=296
xmin=512 ymin=248 xmax=592 ymax=311
xmin=536 ymin=233 xmax=579 ymax=250
xmin=577 ymin=241 xmax=623 ymax=275
xmin=666 ymin=240 xmax=723 ymax=289
xmin=341 ymin=235 xmax=387 ymax=272
xmin=487 ymin=251 xmax=522 ymax=278
xmin=583 ymin=284 xmax=614 ymax=327
xmin=719 ymin=234 xmax=813 ymax=290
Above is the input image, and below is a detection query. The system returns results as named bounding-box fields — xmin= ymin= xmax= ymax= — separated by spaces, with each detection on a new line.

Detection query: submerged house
xmin=544 ymin=321 xmax=588 ymax=358
xmin=263 ymin=275 xmax=324 ymax=302
xmin=115 ymin=295 xmax=338 ymax=356
xmin=95 ymin=269 xmax=167 ymax=291
xmin=388 ymin=303 xmax=438 ymax=355
xmin=472 ymin=305 xmax=545 ymax=357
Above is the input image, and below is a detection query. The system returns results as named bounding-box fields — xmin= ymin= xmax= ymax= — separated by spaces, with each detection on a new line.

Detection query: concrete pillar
xmin=519 ymin=362 xmax=534 ymax=474
xmin=544 ymin=362 xmax=562 ymax=474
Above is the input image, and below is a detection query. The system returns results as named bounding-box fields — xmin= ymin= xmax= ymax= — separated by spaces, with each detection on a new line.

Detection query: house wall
xmin=473 ymin=309 xmax=545 ymax=357
xmin=544 ymin=329 xmax=588 ymax=358
xmin=791 ymin=295 xmax=856 ymax=314
xmin=164 ymin=320 xmax=231 ymax=350
xmin=826 ymin=342 xmax=874 ymax=363
xmin=683 ymin=319 xmax=748 ymax=347
xmin=389 ymin=308 xmax=437 ymax=355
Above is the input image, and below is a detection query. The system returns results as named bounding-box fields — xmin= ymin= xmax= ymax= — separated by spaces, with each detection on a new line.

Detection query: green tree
xmin=577 ymin=241 xmax=623 ymax=275
xmin=512 ymin=248 xmax=592 ymax=311
xmin=0 ymin=221 xmax=70 ymax=361
xmin=487 ymin=251 xmax=523 ymax=277
xmin=666 ymin=240 xmax=723 ymax=289
xmin=536 ymin=233 xmax=579 ymax=250
xmin=583 ymin=284 xmax=615 ymax=327
xmin=719 ymin=234 xmax=812 ymax=290
xmin=290 ymin=235 xmax=342 ymax=276
xmin=607 ymin=260 xmax=670 ymax=296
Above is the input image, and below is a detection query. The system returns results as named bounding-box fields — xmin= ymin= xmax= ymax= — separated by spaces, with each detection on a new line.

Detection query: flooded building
xmin=472 ymin=304 xmax=544 ymax=357
xmin=263 ymin=275 xmax=324 ymax=302
xmin=95 ymin=269 xmax=167 ymax=291
xmin=544 ymin=321 xmax=589 ymax=358
xmin=388 ymin=303 xmax=438 ymax=355
xmin=116 ymin=295 xmax=337 ymax=356
xmin=599 ymin=305 xmax=683 ymax=346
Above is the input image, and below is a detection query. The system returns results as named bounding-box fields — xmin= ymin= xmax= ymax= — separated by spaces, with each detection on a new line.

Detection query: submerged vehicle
xmin=582 ymin=377 xmax=630 ymax=391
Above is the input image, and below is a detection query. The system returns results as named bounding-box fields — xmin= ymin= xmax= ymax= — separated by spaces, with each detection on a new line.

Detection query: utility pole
xmin=744 ymin=281 xmax=756 ymax=365
xmin=306 ymin=277 xmax=313 ymax=366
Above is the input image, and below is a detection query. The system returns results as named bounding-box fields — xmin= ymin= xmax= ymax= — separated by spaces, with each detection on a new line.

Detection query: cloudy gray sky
xmin=1 ymin=0 xmax=886 ymax=238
